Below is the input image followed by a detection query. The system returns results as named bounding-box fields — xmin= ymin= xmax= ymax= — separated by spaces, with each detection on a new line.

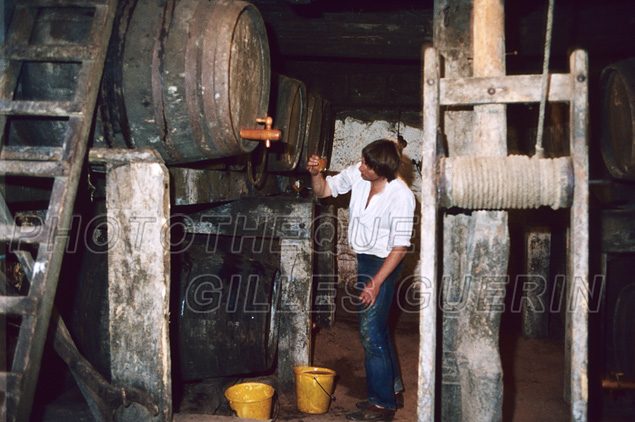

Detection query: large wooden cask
xmin=98 ymin=0 xmax=270 ymax=164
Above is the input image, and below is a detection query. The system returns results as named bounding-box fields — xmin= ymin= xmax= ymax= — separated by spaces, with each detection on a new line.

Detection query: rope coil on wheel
xmin=440 ymin=155 xmax=573 ymax=210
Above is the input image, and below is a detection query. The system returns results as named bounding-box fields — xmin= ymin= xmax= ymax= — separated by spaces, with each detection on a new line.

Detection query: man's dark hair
xmin=362 ymin=139 xmax=403 ymax=182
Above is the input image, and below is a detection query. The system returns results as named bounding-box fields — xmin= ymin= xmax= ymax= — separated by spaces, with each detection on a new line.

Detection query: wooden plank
xmin=0 ymin=224 xmax=50 ymax=244
xmin=0 ymin=296 xmax=39 ymax=316
xmin=250 ymin=1 xmax=635 ymax=61
xmin=565 ymin=49 xmax=589 ymax=422
xmin=106 ymin=155 xmax=172 ymax=422
xmin=0 ymin=100 xmax=80 ymax=116
xmin=183 ymin=197 xmax=311 ymax=239
xmin=1 ymin=147 xmax=64 ymax=161
xmin=440 ymin=73 xmax=572 ymax=105
xmin=0 ymin=44 xmax=96 ymax=61
xmin=89 ymin=148 xmax=163 ymax=165
xmin=168 ymin=167 xmax=284 ymax=206
xmin=0 ymin=160 xmax=69 ymax=177
xmin=417 ymin=47 xmax=440 ymax=422
xmin=254 ymin=4 xmax=434 ymax=60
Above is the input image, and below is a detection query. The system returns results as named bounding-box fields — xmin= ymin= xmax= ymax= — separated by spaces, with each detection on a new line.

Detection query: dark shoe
xmin=346 ymin=404 xmax=395 ymax=421
xmin=356 ymin=393 xmax=404 ymax=410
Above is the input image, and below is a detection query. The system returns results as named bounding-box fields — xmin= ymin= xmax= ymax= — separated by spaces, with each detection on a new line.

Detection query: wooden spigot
xmin=240 ymin=116 xmax=281 ymax=148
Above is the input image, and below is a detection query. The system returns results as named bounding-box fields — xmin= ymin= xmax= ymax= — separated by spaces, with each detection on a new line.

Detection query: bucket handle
xmin=312 ymin=376 xmax=336 ymax=401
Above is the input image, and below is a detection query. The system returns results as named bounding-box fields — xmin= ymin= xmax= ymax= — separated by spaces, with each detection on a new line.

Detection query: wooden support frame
xmin=418 ymin=48 xmax=589 ymax=422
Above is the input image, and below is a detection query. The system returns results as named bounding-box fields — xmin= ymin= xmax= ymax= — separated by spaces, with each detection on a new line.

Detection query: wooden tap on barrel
xmin=240 ymin=116 xmax=281 ymax=148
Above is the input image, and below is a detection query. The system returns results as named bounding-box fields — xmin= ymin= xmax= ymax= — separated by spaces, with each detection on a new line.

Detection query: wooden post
xmin=565 ymin=49 xmax=589 ymax=422
xmin=98 ymin=149 xmax=172 ymax=421
xmin=271 ymin=200 xmax=315 ymax=402
xmin=432 ymin=2 xmax=474 ymax=420
xmin=432 ymin=0 xmax=510 ymax=421
xmin=417 ymin=47 xmax=441 ymax=422
xmin=522 ymin=227 xmax=552 ymax=339
xmin=453 ymin=2 xmax=509 ymax=421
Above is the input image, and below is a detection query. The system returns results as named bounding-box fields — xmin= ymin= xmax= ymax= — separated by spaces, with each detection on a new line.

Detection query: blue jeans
xmin=356 ymin=254 xmax=404 ymax=410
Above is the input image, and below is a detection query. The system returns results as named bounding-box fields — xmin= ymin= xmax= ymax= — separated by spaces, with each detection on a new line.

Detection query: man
xmin=307 ymin=139 xmax=415 ymax=421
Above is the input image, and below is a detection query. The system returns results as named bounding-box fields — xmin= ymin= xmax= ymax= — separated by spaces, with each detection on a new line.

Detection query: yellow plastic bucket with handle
xmin=224 ymin=382 xmax=275 ymax=420
xmin=294 ymin=366 xmax=336 ymax=414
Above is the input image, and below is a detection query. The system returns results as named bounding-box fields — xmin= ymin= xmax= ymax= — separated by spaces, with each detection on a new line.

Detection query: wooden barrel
xmin=177 ymin=245 xmax=280 ymax=380
xmin=319 ymin=99 xmax=335 ymax=169
xmin=100 ymin=0 xmax=270 ymax=164
xmin=600 ymin=57 xmax=635 ymax=180
xmin=71 ymin=238 xmax=281 ymax=382
xmin=297 ymin=92 xmax=324 ymax=171
xmin=267 ymin=75 xmax=307 ymax=172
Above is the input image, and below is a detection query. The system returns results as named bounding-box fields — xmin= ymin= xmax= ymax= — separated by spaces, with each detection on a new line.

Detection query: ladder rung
xmin=0 ymin=100 xmax=81 ymax=117
xmin=1 ymin=146 xmax=64 ymax=161
xmin=0 ymin=296 xmax=39 ymax=316
xmin=0 ymin=224 xmax=50 ymax=244
xmin=0 ymin=372 xmax=22 ymax=393
xmin=0 ymin=44 xmax=96 ymax=62
xmin=0 ymin=160 xmax=69 ymax=177
xmin=17 ymin=0 xmax=107 ymax=7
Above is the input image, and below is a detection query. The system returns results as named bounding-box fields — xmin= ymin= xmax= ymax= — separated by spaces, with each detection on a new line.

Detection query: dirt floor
xmin=278 ymin=293 xmax=568 ymax=422
xmin=35 ymin=286 xmax=635 ymax=421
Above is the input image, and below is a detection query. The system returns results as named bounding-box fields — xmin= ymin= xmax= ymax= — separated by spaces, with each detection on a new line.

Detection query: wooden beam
xmin=251 ymin=1 xmax=635 ymax=62
xmin=440 ymin=74 xmax=573 ymax=105
xmin=182 ymin=196 xmax=312 ymax=240
xmin=253 ymin=0 xmax=433 ymax=60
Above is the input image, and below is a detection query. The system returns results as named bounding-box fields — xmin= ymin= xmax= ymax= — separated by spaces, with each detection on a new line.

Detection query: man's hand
xmin=306 ymin=154 xmax=321 ymax=176
xmin=360 ymin=280 xmax=381 ymax=307
xmin=307 ymin=154 xmax=332 ymax=198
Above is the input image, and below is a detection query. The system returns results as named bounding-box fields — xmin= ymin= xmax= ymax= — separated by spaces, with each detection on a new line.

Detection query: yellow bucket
xmin=224 ymin=382 xmax=274 ymax=420
xmin=294 ymin=366 xmax=336 ymax=414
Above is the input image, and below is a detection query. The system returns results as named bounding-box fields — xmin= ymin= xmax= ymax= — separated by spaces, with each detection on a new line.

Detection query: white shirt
xmin=326 ymin=162 xmax=415 ymax=258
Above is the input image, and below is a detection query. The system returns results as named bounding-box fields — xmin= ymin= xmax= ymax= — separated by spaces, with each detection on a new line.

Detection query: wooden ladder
xmin=0 ymin=1 xmax=117 ymax=420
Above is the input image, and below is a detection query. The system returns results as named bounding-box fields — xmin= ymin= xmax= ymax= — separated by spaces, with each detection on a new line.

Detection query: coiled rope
xmin=446 ymin=155 xmax=572 ymax=210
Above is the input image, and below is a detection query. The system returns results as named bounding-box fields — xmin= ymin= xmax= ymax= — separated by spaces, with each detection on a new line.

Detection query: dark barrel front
xmin=319 ymin=99 xmax=335 ymax=170
xmin=297 ymin=92 xmax=324 ymax=171
xmin=176 ymin=245 xmax=280 ymax=380
xmin=99 ymin=0 xmax=271 ymax=164
xmin=267 ymin=75 xmax=307 ymax=172
xmin=600 ymin=57 xmax=635 ymax=180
